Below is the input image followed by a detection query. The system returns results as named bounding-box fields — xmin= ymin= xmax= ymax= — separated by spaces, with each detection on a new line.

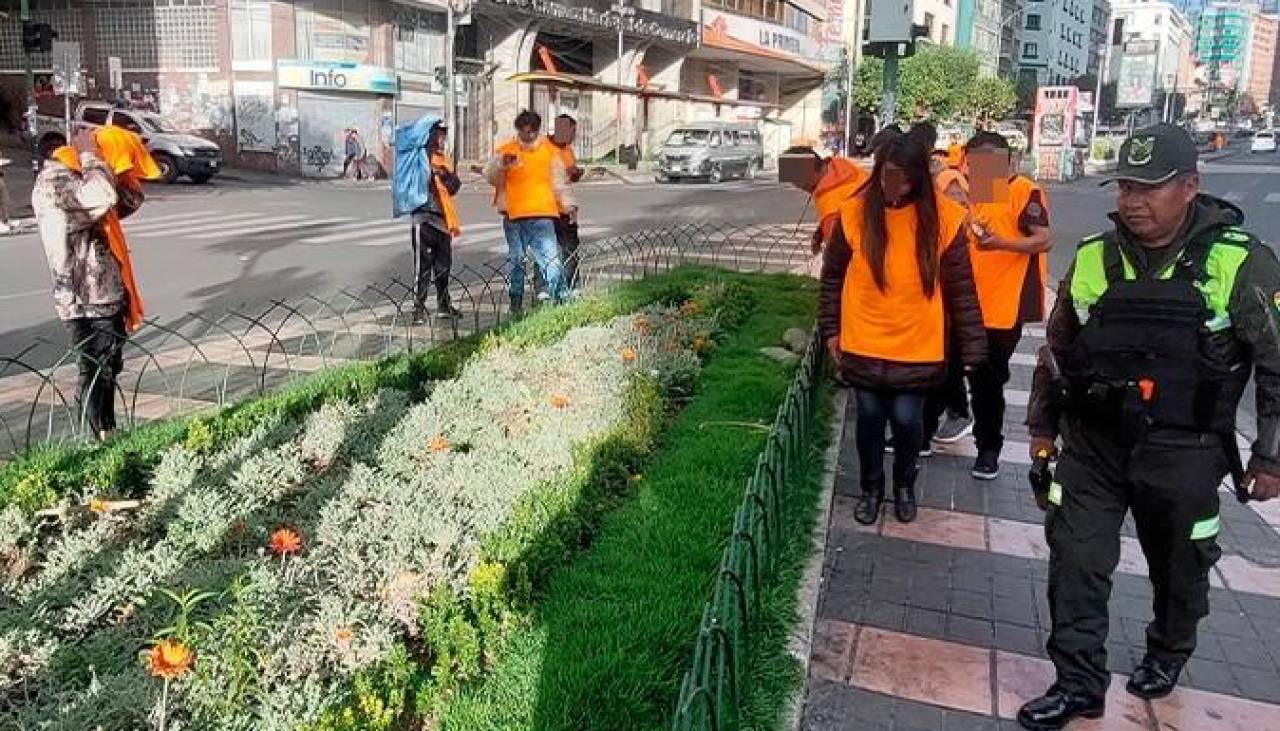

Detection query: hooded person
xmin=34 ymin=125 xmax=159 ymax=441
xmin=393 ymin=114 xmax=462 ymax=323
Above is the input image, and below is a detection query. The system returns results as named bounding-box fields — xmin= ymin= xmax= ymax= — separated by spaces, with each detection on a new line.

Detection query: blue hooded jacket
xmin=392 ymin=114 xmax=442 ymax=218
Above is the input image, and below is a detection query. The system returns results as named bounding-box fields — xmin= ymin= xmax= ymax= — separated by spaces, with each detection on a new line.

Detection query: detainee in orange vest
xmin=483 ymin=109 xmax=576 ymax=311
xmin=818 ymin=135 xmax=989 ymax=526
xmin=961 ymin=130 xmax=1052 ymax=480
xmin=782 ymin=145 xmax=870 ymax=253
xmin=548 ymin=114 xmax=585 ymax=290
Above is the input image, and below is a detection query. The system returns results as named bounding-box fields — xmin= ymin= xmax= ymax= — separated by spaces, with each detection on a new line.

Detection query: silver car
xmin=655 ymin=122 xmax=764 ymax=183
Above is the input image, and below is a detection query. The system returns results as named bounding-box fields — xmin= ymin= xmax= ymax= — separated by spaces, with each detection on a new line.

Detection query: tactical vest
xmin=1063 ymin=227 xmax=1254 ymax=436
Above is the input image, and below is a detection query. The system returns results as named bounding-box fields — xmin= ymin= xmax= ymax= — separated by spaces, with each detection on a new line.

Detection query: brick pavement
xmin=797 ymin=325 xmax=1280 ymax=730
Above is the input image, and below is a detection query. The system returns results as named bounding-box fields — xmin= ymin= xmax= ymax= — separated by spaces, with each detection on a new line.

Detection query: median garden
xmin=0 ymin=268 xmax=830 ymax=730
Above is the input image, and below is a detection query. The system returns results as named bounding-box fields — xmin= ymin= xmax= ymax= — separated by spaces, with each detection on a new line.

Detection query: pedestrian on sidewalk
xmin=549 ymin=114 xmax=585 ymax=292
xmin=484 ymin=110 xmax=576 ymax=313
xmin=781 ymin=145 xmax=869 ymax=254
xmin=818 ymin=135 xmax=988 ymax=525
xmin=392 ymin=114 xmax=463 ymax=324
xmin=34 ymin=127 xmax=159 ymax=441
xmin=954 ymin=131 xmax=1052 ymax=480
xmin=1019 ymin=124 xmax=1280 ymax=731
xmin=342 ymin=127 xmax=366 ymax=180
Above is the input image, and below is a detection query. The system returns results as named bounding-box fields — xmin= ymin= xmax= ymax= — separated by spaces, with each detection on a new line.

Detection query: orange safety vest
xmin=551 ymin=138 xmax=576 ymax=170
xmin=837 ymin=192 xmax=969 ymax=364
xmin=495 ymin=137 xmax=560 ymax=220
xmin=969 ymin=176 xmax=1049 ymax=329
xmin=813 ymin=157 xmax=869 ymax=241
xmin=946 ymin=143 xmax=965 ymax=170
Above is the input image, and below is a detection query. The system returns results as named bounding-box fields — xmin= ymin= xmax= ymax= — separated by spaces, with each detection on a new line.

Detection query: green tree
xmin=853 ymin=56 xmax=885 ymax=113
xmin=966 ymin=76 xmax=1018 ymax=121
xmin=898 ymin=45 xmax=980 ymax=119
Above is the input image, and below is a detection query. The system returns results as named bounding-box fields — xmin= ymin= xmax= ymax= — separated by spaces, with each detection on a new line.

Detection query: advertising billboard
xmin=1116 ymin=40 xmax=1158 ymax=108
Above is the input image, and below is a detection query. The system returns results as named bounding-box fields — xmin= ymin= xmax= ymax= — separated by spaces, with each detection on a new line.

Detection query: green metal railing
xmin=671 ymin=330 xmax=827 ymax=731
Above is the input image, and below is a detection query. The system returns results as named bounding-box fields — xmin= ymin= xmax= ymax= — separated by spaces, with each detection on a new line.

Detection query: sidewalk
xmin=797 ymin=325 xmax=1280 ymax=729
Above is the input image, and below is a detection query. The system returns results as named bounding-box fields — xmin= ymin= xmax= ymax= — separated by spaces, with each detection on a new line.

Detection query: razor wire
xmin=0 ymin=222 xmax=813 ymax=457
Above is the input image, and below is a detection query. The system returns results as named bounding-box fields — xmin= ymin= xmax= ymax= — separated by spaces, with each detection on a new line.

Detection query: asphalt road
xmin=4 ymin=144 xmax=1280 ymax=366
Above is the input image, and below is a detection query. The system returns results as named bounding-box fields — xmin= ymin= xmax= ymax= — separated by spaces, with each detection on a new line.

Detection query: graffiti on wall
xmin=156 ymin=75 xmax=232 ymax=134
xmin=233 ymin=81 xmax=276 ymax=152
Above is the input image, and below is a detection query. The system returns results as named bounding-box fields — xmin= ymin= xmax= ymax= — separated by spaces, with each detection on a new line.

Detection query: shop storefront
xmin=277 ymin=59 xmax=398 ymax=177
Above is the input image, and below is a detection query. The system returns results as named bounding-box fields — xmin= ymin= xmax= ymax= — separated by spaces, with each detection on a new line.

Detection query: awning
xmin=507 ymin=70 xmax=782 ymax=111
xmin=698 ymin=25 xmax=828 ymax=76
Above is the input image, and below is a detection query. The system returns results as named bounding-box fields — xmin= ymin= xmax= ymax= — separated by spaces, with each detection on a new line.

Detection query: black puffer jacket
xmin=818 ymin=217 xmax=988 ymax=391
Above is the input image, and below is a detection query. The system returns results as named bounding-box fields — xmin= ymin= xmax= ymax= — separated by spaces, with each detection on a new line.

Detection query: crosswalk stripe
xmin=1267 ymin=193 xmax=1280 ymax=204
xmin=1225 ymin=191 xmax=1246 ymax=202
xmin=1009 ymin=352 xmax=1036 ymax=367
xmin=298 ymin=220 xmax=505 ymax=245
xmin=190 ymin=216 xmax=349 ymax=240
xmin=129 ymin=211 xmax=266 ymax=234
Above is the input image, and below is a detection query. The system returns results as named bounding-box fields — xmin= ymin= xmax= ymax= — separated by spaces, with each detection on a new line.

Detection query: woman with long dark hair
xmin=819 ymin=135 xmax=988 ymax=524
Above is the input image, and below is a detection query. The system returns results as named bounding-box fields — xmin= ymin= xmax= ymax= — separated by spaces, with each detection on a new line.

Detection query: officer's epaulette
xmin=1214 ymin=226 xmax=1261 ymax=249
xmin=1076 ymin=232 xmax=1111 ymax=249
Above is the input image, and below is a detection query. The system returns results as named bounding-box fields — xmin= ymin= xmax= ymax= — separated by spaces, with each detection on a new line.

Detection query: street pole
xmin=611 ymin=2 xmax=634 ymax=166
xmin=881 ymin=45 xmax=900 ymax=126
xmin=1091 ymin=38 xmax=1111 ymax=142
xmin=445 ymin=0 xmax=457 ymax=161
xmin=842 ymin=0 xmax=861 ymax=153
xmin=62 ymin=50 xmax=71 ymax=140
xmin=21 ymin=0 xmax=36 ymax=173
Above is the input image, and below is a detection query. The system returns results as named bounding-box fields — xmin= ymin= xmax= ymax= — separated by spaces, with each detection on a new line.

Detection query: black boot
xmin=1126 ymin=656 xmax=1183 ymax=699
xmin=854 ymin=483 xmax=884 ymax=525
xmin=893 ymin=482 xmax=918 ymax=523
xmin=1016 ymin=687 xmax=1104 ymax=730
xmin=410 ymin=305 xmax=427 ymax=326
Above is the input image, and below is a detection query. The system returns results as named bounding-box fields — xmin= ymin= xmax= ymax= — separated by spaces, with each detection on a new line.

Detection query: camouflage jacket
xmin=33 ymin=153 xmax=121 ymax=321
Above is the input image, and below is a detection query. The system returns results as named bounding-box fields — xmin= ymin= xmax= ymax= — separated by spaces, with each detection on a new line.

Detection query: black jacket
xmin=818 ymin=217 xmax=988 ymax=391
xmin=1028 ymin=194 xmax=1280 ymax=475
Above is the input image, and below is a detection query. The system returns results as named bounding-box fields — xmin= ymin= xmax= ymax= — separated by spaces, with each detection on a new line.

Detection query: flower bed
xmin=0 ymin=275 xmax=750 ymax=729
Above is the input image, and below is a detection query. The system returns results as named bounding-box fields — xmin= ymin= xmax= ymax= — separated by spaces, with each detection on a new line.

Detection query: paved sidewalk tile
xmin=799 ymin=322 xmax=1280 ymax=729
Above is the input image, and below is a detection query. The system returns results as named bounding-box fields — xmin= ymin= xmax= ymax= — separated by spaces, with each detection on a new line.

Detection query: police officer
xmin=1018 ymin=124 xmax=1280 ymax=730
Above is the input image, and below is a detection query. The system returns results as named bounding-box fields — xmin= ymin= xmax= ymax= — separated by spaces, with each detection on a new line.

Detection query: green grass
xmin=436 ymin=272 xmax=831 ymax=731
xmin=0 ymin=269 xmax=742 ymax=515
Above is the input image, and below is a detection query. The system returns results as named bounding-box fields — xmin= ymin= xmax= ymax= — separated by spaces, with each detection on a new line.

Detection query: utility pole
xmin=842 ymin=0 xmax=862 ymax=152
xmin=611 ymin=2 xmax=635 ymax=165
xmin=1091 ymin=37 xmax=1111 ymax=141
xmin=445 ymin=0 xmax=457 ymax=161
xmin=20 ymin=0 xmax=36 ymax=173
xmin=881 ymin=48 xmax=900 ymax=125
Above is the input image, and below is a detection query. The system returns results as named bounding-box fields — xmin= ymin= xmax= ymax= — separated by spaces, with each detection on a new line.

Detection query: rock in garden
xmin=782 ymin=327 xmax=811 ymax=354
xmin=760 ymin=346 xmax=800 ymax=366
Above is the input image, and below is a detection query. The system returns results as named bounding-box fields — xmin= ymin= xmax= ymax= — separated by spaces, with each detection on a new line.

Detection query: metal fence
xmin=0 ymin=222 xmax=814 ymax=457
xmin=671 ymin=329 xmax=827 ymax=731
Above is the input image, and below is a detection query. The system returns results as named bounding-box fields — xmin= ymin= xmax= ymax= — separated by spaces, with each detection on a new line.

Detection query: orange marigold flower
xmin=269 ymin=527 xmax=303 ymax=556
xmin=621 ymin=347 xmax=638 ymax=363
xmin=146 ymin=639 xmax=194 ymax=680
xmin=680 ymin=300 xmax=701 ymax=316
xmin=429 ymin=435 xmax=451 ymax=453
xmin=335 ymin=626 xmax=355 ymax=648
xmin=548 ymin=393 xmax=571 ymax=409
xmin=89 ymin=498 xmax=109 ymax=515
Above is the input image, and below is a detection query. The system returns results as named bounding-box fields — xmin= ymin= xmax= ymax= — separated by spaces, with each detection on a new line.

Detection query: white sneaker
xmin=536 ymin=290 xmax=551 ymax=302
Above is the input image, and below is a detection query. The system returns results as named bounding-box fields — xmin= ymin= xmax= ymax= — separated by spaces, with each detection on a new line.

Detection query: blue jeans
xmin=503 ymin=217 xmax=566 ymax=304
xmin=854 ymin=389 xmax=925 ymax=489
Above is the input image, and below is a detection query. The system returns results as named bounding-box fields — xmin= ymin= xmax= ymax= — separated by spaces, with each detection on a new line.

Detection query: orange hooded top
xmin=813 ymin=157 xmax=869 ymax=242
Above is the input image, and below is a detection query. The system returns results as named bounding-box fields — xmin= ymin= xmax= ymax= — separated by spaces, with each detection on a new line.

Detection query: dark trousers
xmin=969 ymin=325 xmax=1022 ymax=453
xmin=1046 ymin=422 xmax=1226 ymax=701
xmin=923 ymin=337 xmax=970 ymax=441
xmin=412 ymin=221 xmax=453 ymax=312
xmin=64 ymin=314 xmax=126 ymax=434
xmin=854 ymin=389 xmax=925 ymax=489
xmin=554 ymin=214 xmax=581 ymax=289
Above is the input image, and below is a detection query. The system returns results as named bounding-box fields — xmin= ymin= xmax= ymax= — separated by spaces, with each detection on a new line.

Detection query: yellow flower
xmin=89 ymin=498 xmax=109 ymax=515
xmin=429 ymin=435 xmax=451 ymax=453
xmin=146 ymin=639 xmax=194 ymax=680
xmin=548 ymin=393 xmax=571 ymax=409
xmin=621 ymin=347 xmax=638 ymax=363
xmin=335 ymin=626 xmax=354 ymax=649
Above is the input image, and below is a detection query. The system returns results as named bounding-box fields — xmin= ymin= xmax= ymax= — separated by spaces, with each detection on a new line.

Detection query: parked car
xmin=1251 ymin=130 xmax=1277 ymax=154
xmin=29 ymin=102 xmax=223 ymax=183
xmin=654 ymin=121 xmax=764 ymax=183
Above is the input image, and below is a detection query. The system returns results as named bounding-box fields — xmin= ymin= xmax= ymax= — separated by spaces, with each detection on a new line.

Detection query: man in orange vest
xmin=549 ymin=114 xmax=585 ymax=290
xmin=484 ymin=109 xmax=576 ymax=312
xmin=963 ymin=131 xmax=1052 ymax=479
xmin=782 ymin=145 xmax=870 ymax=253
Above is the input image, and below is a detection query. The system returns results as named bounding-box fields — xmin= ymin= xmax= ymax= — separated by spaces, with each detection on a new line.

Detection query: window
xmin=709 ymin=131 xmax=722 ymax=147
xmin=941 ymin=23 xmax=949 ymax=44
xmin=82 ymin=107 xmax=109 ymax=126
xmin=1026 ymin=13 xmax=1041 ymax=30
xmin=231 ymin=0 xmax=272 ymax=69
xmin=924 ymin=12 xmax=935 ymax=39
xmin=394 ymin=7 xmax=446 ymax=73
xmin=113 ymin=112 xmax=143 ymax=134
xmin=1023 ymin=41 xmax=1038 ymax=57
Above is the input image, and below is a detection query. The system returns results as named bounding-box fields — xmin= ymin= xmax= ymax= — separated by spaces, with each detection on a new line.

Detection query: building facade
xmin=1247 ymin=12 xmax=1277 ymax=113
xmin=1087 ymin=0 xmax=1109 ymax=76
xmin=957 ymin=0 xmax=1004 ymax=76
xmin=1110 ymin=0 xmax=1196 ymax=109
xmin=1015 ymin=0 xmax=1091 ymax=86
xmin=1 ymin=0 xmax=829 ymax=175
xmin=1195 ymin=1 xmax=1254 ymax=113
xmin=999 ymin=0 xmax=1023 ymax=78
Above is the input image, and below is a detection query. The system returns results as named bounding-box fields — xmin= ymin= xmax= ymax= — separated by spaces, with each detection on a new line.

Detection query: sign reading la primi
xmin=483 ymin=0 xmax=700 ymax=46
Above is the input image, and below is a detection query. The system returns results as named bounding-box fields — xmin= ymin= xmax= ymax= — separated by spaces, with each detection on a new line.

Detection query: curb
xmin=783 ymin=386 xmax=848 ymax=730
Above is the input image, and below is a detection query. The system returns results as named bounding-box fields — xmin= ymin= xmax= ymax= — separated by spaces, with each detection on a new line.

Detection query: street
xmin=4 ymin=144 xmax=1280 ymax=364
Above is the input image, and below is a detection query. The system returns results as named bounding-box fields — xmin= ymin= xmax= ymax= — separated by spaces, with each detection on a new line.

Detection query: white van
xmin=655 ymin=121 xmax=764 ymax=183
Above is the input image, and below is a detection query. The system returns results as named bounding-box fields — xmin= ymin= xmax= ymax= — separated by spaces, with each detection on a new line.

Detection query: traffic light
xmin=21 ymin=21 xmax=57 ymax=54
